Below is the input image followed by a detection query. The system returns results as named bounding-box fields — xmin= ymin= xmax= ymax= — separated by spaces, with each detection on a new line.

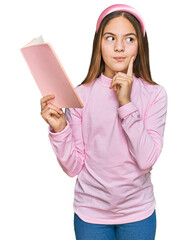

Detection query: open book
xmin=20 ymin=35 xmax=84 ymax=108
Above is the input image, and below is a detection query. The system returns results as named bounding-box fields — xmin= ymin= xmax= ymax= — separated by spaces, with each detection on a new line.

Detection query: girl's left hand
xmin=109 ymin=56 xmax=134 ymax=107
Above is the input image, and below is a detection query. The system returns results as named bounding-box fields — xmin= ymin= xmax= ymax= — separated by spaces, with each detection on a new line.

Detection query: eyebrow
xmin=103 ymin=32 xmax=137 ymax=37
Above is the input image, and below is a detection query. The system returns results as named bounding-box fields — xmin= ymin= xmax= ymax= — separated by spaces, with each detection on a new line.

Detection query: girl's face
xmin=101 ymin=16 xmax=138 ymax=78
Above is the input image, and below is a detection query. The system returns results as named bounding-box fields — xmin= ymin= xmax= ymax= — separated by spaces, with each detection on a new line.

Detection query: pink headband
xmin=96 ymin=4 xmax=145 ymax=36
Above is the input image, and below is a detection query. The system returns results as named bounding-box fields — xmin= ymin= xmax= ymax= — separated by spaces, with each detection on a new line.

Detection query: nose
xmin=114 ymin=39 xmax=125 ymax=52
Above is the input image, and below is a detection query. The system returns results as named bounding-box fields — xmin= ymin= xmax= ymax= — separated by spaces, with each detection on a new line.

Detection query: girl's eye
xmin=126 ymin=37 xmax=134 ymax=42
xmin=106 ymin=36 xmax=114 ymax=41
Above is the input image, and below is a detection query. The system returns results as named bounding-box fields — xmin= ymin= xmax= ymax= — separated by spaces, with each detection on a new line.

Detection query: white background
xmin=0 ymin=0 xmax=187 ymax=239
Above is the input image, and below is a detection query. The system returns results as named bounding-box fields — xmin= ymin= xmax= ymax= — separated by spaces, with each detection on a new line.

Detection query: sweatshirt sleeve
xmin=48 ymin=106 xmax=86 ymax=177
xmin=117 ymin=86 xmax=168 ymax=170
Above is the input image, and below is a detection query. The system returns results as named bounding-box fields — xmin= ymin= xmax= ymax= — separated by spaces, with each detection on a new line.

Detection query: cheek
xmin=133 ymin=45 xmax=138 ymax=56
xmin=101 ymin=45 xmax=108 ymax=55
xmin=125 ymin=45 xmax=138 ymax=60
xmin=101 ymin=41 xmax=113 ymax=57
xmin=101 ymin=47 xmax=110 ymax=63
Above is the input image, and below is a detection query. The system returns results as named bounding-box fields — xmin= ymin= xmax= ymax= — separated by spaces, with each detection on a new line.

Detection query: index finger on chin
xmin=127 ymin=56 xmax=134 ymax=77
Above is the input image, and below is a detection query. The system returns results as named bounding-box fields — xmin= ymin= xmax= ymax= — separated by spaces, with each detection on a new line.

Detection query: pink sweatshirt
xmin=48 ymin=73 xmax=167 ymax=224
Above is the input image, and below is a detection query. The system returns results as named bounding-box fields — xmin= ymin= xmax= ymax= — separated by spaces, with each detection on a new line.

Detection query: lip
xmin=114 ymin=57 xmax=126 ymax=62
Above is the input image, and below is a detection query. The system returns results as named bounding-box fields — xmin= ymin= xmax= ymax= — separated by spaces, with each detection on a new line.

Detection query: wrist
xmin=53 ymin=122 xmax=67 ymax=133
xmin=119 ymin=99 xmax=131 ymax=107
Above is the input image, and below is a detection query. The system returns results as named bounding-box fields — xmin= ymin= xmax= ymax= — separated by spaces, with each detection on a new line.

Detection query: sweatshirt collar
xmin=99 ymin=73 xmax=113 ymax=88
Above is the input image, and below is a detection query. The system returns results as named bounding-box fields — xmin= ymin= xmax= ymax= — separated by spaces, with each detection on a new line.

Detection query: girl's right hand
xmin=40 ymin=95 xmax=67 ymax=133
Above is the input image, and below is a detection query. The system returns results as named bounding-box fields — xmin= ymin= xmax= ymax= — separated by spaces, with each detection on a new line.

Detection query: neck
xmin=103 ymin=70 xmax=115 ymax=79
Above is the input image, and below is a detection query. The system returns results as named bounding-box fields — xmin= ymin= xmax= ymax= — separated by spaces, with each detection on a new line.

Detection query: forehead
xmin=103 ymin=16 xmax=136 ymax=34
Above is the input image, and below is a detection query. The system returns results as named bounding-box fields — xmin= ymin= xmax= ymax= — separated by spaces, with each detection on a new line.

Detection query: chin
xmin=113 ymin=64 xmax=127 ymax=72
xmin=113 ymin=67 xmax=127 ymax=73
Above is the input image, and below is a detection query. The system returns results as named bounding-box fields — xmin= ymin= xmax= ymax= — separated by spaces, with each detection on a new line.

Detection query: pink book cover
xmin=20 ymin=35 xmax=84 ymax=108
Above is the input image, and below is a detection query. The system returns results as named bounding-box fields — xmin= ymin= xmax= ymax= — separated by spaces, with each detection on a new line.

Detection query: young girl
xmin=40 ymin=4 xmax=167 ymax=240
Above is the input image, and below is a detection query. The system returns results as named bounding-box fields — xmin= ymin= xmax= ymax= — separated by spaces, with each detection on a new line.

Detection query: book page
xmin=27 ymin=35 xmax=44 ymax=47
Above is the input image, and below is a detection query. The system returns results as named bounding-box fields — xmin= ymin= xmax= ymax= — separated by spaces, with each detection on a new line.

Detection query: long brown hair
xmin=77 ymin=11 xmax=158 ymax=87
